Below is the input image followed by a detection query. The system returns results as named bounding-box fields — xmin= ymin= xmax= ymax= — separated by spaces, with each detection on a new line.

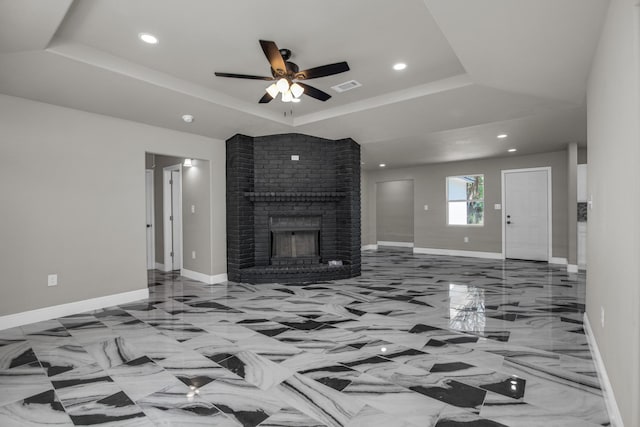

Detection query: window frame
xmin=446 ymin=174 xmax=485 ymax=227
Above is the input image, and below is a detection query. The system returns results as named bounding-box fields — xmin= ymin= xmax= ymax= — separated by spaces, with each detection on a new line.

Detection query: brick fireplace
xmin=226 ymin=133 xmax=361 ymax=284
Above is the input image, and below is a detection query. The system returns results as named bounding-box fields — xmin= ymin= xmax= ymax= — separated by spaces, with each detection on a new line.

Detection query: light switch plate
xmin=423 ymin=205 xmax=429 ymax=211
xmin=291 ymin=155 xmax=300 ymax=161
xmin=494 ymin=204 xmax=501 ymax=210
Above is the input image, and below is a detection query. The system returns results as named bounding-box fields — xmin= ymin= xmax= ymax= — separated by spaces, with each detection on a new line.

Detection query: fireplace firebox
xmin=270 ymin=216 xmax=321 ymax=265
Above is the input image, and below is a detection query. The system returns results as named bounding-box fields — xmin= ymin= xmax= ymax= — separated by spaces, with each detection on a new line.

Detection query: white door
xmin=503 ymin=168 xmax=550 ymax=261
xmin=145 ymin=170 xmax=155 ymax=269
xmin=163 ymin=166 xmax=182 ymax=271
xmin=170 ymin=170 xmax=182 ymax=270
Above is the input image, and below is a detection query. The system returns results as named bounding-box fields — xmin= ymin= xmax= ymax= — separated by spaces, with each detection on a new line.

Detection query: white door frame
xmin=145 ymin=169 xmax=155 ymax=269
xmin=501 ymin=167 xmax=553 ymax=261
xmin=163 ymin=164 xmax=183 ymax=272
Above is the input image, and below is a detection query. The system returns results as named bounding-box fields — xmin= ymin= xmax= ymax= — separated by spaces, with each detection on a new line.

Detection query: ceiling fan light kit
xmin=214 ymin=40 xmax=350 ymax=104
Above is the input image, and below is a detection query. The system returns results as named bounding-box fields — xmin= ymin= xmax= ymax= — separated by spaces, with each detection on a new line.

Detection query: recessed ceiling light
xmin=393 ymin=63 xmax=407 ymax=71
xmin=379 ymin=163 xmax=386 ymax=168
xmin=497 ymin=134 xmax=508 ymax=139
xmin=182 ymin=114 xmax=194 ymax=123
xmin=508 ymin=148 xmax=517 ymax=152
xmin=139 ymin=33 xmax=158 ymax=44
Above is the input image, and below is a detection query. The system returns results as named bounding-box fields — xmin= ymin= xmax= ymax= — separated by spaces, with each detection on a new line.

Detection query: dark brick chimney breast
xmin=226 ymin=133 xmax=361 ymax=284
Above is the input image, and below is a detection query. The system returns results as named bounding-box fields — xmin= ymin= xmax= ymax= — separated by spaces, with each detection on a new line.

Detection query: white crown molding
xmin=583 ymin=314 xmax=624 ymax=427
xmin=45 ymin=42 xmax=472 ymax=129
xmin=46 ymin=42 xmax=290 ymax=125
xmin=293 ymin=74 xmax=473 ymax=126
xmin=0 ymin=288 xmax=149 ymax=330
xmin=413 ymin=247 xmax=503 ymax=259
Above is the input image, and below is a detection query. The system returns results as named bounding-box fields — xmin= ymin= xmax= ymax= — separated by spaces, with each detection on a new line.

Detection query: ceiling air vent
xmin=331 ymin=80 xmax=362 ymax=93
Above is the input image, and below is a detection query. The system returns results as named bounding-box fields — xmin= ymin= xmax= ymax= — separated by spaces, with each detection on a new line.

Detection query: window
xmin=447 ymin=175 xmax=484 ymax=225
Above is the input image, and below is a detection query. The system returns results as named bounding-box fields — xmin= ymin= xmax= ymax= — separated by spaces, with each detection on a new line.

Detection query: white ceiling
xmin=0 ymin=0 xmax=609 ymax=169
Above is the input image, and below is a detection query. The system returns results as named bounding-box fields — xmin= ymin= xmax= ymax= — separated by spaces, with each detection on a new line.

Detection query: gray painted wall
xmin=361 ymin=170 xmax=371 ymax=246
xmin=0 ymin=94 xmax=226 ymax=316
xmin=586 ymin=0 xmax=640 ymax=424
xmin=363 ymin=150 xmax=568 ymax=257
xmin=376 ymin=180 xmax=414 ymax=243
xmin=180 ymin=159 xmax=212 ymax=274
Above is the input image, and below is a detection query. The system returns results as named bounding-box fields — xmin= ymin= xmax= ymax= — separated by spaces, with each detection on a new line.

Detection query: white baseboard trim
xmin=361 ymin=244 xmax=378 ymax=251
xmin=154 ymin=262 xmax=165 ymax=271
xmin=567 ymin=264 xmax=579 ymax=273
xmin=181 ymin=269 xmax=228 ymax=285
xmin=549 ymin=257 xmax=568 ymax=265
xmin=210 ymin=273 xmax=228 ymax=284
xmin=377 ymin=241 xmax=414 ymax=248
xmin=413 ymin=247 xmax=503 ymax=260
xmin=583 ymin=314 xmax=624 ymax=427
xmin=0 ymin=288 xmax=149 ymax=331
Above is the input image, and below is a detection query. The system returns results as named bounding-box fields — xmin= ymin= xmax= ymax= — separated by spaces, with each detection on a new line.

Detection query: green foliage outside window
xmin=466 ymin=176 xmax=484 ymax=225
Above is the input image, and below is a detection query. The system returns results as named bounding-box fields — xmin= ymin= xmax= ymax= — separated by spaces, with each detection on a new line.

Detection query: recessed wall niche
xmin=226 ymin=133 xmax=361 ymax=284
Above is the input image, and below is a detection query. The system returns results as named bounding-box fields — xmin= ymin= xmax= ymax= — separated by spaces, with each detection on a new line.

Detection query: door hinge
xmin=170 ymin=215 xmax=173 ymax=221
xmin=169 ymin=179 xmax=173 ymax=185
xmin=170 ymin=251 xmax=174 ymax=258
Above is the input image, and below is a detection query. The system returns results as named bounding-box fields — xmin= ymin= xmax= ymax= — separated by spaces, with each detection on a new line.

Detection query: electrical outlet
xmin=191 ymin=205 xmax=195 ymax=214
xmin=601 ymin=306 xmax=605 ymax=328
xmin=192 ymin=251 xmax=196 ymax=260
xmin=48 ymin=274 xmax=58 ymax=287
xmin=464 ymin=236 xmax=469 ymax=243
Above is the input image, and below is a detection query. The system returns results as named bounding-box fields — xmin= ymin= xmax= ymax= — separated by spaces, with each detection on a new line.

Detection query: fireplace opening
xmin=270 ymin=216 xmax=321 ymax=265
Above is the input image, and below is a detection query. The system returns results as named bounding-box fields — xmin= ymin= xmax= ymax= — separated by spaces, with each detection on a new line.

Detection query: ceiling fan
xmin=214 ymin=40 xmax=350 ymax=104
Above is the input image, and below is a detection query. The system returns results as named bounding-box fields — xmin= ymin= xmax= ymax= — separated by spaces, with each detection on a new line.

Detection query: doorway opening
xmin=375 ymin=180 xmax=415 ymax=247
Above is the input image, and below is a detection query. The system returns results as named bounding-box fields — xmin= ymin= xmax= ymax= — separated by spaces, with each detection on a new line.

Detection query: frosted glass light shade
xmin=276 ymin=78 xmax=289 ymax=93
xmin=281 ymin=90 xmax=293 ymax=102
xmin=266 ymin=83 xmax=279 ymax=98
xmin=290 ymin=83 xmax=304 ymax=98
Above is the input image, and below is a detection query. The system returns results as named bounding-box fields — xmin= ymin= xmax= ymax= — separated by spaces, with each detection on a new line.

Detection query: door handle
xmin=146 ymin=224 xmax=152 ymax=228
xmin=507 ymin=221 xmax=512 ymax=225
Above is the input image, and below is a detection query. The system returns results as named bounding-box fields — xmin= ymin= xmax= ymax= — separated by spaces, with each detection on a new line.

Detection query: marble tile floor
xmin=0 ymin=248 xmax=610 ymax=426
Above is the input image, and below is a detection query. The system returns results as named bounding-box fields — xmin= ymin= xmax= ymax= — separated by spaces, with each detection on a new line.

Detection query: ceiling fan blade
xmin=297 ymin=83 xmax=331 ymax=101
xmin=259 ymin=93 xmax=274 ymax=103
xmin=214 ymin=72 xmax=274 ymax=81
xmin=295 ymin=62 xmax=350 ymax=80
xmin=259 ymin=40 xmax=287 ymax=76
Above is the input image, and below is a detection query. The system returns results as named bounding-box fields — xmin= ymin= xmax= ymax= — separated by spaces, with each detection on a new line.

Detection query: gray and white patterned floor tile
xmin=0 ymin=248 xmax=610 ymax=426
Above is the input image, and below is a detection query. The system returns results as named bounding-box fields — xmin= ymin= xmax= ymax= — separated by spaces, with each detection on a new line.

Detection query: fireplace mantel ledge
xmin=243 ymin=191 xmax=346 ymax=202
